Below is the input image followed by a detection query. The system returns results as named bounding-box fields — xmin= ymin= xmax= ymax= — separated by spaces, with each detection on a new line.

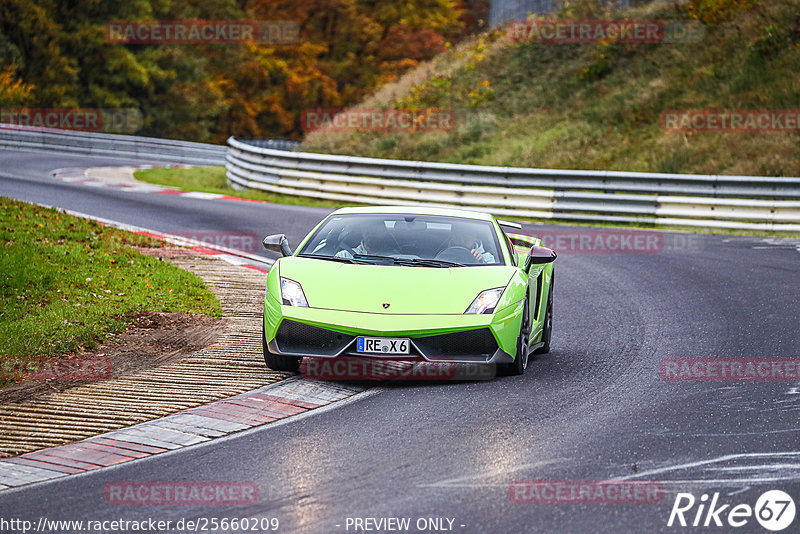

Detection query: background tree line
xmin=0 ymin=0 xmax=488 ymax=142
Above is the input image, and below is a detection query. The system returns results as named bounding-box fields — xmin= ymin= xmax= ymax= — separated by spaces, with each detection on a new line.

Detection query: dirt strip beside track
xmin=0 ymin=249 xmax=289 ymax=457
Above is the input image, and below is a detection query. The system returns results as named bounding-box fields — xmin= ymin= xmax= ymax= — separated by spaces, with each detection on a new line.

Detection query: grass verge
xmin=134 ymin=166 xmax=353 ymax=210
xmin=300 ymin=0 xmax=800 ymax=177
xmin=0 ymin=198 xmax=222 ymax=389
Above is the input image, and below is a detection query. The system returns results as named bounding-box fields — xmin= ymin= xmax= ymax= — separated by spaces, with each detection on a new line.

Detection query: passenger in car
xmin=335 ymin=224 xmax=398 ymax=259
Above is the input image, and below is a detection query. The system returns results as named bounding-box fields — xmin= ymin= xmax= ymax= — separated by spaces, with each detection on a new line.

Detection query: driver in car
xmin=450 ymin=224 xmax=495 ymax=264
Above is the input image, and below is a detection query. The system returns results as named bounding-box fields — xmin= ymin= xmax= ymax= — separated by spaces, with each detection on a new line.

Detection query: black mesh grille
xmin=413 ymin=328 xmax=498 ymax=358
xmin=275 ymin=320 xmax=353 ymax=356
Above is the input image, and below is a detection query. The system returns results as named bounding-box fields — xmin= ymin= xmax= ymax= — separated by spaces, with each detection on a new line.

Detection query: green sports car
xmin=260 ymin=206 xmax=556 ymax=377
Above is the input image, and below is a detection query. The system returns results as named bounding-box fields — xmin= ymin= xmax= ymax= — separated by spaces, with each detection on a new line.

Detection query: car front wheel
xmin=262 ymin=319 xmax=302 ymax=372
xmin=499 ymin=299 xmax=530 ymax=376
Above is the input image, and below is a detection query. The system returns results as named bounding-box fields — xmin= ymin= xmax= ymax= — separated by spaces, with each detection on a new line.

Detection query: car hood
xmin=278 ymin=256 xmax=515 ymax=314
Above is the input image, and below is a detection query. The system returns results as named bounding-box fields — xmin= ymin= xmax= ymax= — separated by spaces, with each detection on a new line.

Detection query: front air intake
xmin=274 ymin=320 xmax=353 ymax=356
xmin=413 ymin=328 xmax=498 ymax=359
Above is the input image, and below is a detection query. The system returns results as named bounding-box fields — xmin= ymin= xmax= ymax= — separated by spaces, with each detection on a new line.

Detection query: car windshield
xmin=298 ymin=214 xmax=505 ymax=266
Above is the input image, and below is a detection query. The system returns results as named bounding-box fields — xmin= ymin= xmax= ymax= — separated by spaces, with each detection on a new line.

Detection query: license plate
xmin=357 ymin=337 xmax=410 ymax=354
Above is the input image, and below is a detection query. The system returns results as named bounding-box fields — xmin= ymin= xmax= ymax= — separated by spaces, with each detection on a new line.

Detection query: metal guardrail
xmin=0 ymin=124 xmax=227 ymax=165
xmin=5 ymin=125 xmax=792 ymax=231
xmin=236 ymin=138 xmax=300 ymax=151
xmin=226 ymin=136 xmax=800 ymax=232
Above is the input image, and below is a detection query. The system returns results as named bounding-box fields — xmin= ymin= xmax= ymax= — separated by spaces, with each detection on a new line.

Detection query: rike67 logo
xmin=668 ymin=490 xmax=796 ymax=531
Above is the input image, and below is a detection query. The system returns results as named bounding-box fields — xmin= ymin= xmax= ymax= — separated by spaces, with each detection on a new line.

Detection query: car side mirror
xmin=262 ymin=234 xmax=293 ymax=257
xmin=524 ymin=245 xmax=557 ymax=272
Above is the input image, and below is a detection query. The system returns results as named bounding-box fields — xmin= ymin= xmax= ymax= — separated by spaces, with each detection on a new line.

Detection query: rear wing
xmin=507 ymin=232 xmax=542 ymax=255
xmin=497 ymin=219 xmax=522 ymax=230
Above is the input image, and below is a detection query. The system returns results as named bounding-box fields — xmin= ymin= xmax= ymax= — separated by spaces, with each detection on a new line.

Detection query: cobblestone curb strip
xmin=0 ymin=252 xmax=277 ymax=457
xmin=0 ymin=377 xmax=364 ymax=490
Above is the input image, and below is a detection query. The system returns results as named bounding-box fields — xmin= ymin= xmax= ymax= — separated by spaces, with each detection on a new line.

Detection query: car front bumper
xmin=264 ymin=294 xmax=524 ymax=364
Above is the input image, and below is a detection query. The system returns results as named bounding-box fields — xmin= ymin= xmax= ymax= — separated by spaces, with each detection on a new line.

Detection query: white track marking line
xmin=618 ymin=452 xmax=800 ymax=481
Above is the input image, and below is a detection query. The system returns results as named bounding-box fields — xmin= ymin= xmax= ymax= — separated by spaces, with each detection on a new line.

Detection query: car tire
xmin=499 ymin=299 xmax=530 ymax=376
xmin=533 ymin=270 xmax=554 ymax=355
xmin=262 ymin=319 xmax=302 ymax=372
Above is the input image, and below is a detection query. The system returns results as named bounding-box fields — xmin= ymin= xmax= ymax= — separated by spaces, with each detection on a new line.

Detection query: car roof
xmin=329 ymin=205 xmax=496 ymax=222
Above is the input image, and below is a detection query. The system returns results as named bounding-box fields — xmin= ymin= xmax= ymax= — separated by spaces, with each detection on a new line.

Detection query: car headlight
xmin=280 ymin=278 xmax=308 ymax=307
xmin=464 ymin=287 xmax=504 ymax=314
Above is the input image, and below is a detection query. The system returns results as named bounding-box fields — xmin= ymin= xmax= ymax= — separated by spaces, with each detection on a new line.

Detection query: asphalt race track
xmin=1 ymin=148 xmax=800 ymax=533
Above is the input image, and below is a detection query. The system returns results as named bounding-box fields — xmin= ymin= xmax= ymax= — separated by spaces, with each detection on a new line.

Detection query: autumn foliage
xmin=0 ymin=0 xmax=487 ymax=143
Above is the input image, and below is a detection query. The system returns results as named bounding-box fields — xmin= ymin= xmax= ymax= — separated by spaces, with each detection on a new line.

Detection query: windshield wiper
xmin=352 ymin=254 xmax=398 ymax=263
xmin=352 ymin=254 xmax=464 ymax=268
xmin=402 ymin=258 xmax=465 ymax=268
xmin=297 ymin=253 xmax=369 ymax=264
